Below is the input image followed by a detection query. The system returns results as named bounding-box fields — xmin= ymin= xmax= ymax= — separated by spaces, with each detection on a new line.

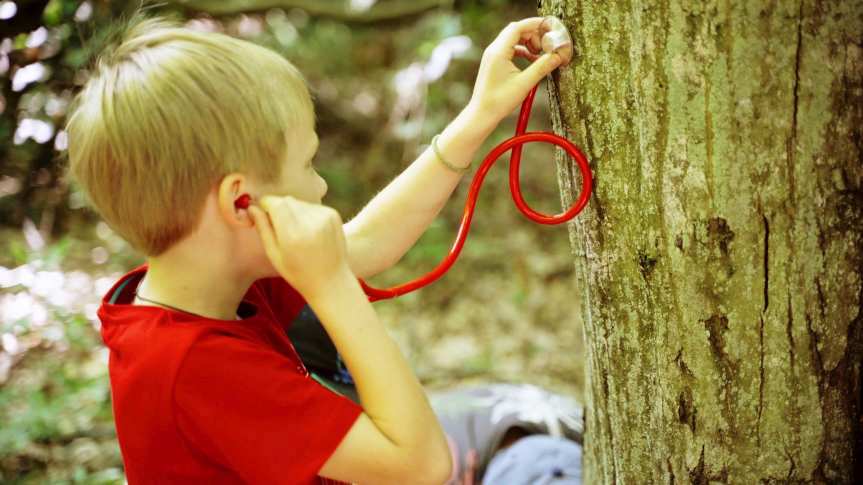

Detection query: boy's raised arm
xmin=342 ymin=17 xmax=563 ymax=277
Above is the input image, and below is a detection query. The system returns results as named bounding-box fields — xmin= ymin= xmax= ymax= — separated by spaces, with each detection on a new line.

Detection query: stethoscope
xmin=236 ymin=17 xmax=592 ymax=303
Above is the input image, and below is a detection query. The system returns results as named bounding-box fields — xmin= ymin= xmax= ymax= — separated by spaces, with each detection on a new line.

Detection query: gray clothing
xmin=429 ymin=384 xmax=583 ymax=484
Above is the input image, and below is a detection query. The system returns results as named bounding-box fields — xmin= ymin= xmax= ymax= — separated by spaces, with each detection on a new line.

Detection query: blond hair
xmin=66 ymin=13 xmax=314 ymax=256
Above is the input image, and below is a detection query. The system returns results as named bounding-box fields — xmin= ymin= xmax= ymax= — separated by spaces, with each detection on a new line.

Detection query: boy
xmin=66 ymin=11 xmax=563 ymax=484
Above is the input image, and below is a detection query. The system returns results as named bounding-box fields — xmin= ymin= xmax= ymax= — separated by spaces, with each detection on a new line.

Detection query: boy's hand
xmin=468 ymin=17 xmax=564 ymax=125
xmin=248 ymin=195 xmax=351 ymax=296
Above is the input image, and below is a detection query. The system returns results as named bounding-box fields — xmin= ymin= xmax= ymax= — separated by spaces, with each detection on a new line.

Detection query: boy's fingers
xmin=517 ymin=52 xmax=562 ymax=88
xmin=259 ymin=195 xmax=300 ymax=229
xmin=519 ymin=31 xmax=543 ymax=55
xmin=248 ymin=205 xmax=281 ymax=262
xmin=514 ymin=45 xmax=541 ymax=62
xmin=495 ymin=17 xmax=545 ymax=49
xmin=247 ymin=204 xmax=266 ymax=227
xmin=248 ymin=206 xmax=273 ymax=239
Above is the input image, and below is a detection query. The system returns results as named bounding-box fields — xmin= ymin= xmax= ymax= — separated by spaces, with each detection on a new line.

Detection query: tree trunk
xmin=538 ymin=0 xmax=862 ymax=482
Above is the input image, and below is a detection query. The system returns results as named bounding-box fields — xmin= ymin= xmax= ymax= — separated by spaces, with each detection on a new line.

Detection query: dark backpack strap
xmin=109 ymin=277 xmax=135 ymax=304
xmin=287 ymin=304 xmax=359 ymax=403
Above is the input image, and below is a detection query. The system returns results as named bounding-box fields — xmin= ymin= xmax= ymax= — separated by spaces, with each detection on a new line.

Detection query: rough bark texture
xmin=538 ymin=0 xmax=862 ymax=483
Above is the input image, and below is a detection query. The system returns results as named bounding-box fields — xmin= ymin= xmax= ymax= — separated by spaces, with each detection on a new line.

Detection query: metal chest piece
xmin=540 ymin=16 xmax=574 ymax=67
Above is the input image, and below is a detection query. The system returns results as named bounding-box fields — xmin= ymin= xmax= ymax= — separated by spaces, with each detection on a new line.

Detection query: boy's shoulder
xmin=96 ymin=263 xmax=319 ymax=415
xmin=96 ymin=268 xmax=360 ymax=483
xmin=96 ymin=265 xmax=310 ymax=385
xmin=98 ymin=265 xmax=306 ymax=330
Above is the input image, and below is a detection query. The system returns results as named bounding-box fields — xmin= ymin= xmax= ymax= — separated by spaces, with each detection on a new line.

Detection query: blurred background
xmin=0 ymin=0 xmax=585 ymax=481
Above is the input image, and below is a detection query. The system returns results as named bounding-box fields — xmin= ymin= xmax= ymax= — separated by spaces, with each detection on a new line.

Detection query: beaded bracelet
xmin=432 ymin=134 xmax=471 ymax=174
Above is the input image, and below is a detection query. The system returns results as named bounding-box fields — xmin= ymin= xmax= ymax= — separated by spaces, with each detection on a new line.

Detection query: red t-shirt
xmin=98 ymin=264 xmax=362 ymax=484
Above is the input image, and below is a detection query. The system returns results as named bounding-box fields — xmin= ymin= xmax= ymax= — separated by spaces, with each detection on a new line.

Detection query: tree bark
xmin=538 ymin=0 xmax=862 ymax=482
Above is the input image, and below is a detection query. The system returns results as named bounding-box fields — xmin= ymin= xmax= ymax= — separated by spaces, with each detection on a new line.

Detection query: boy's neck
xmin=136 ymin=248 xmax=255 ymax=321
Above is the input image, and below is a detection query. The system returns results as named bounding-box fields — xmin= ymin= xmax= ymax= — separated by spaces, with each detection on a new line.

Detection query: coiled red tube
xmin=358 ymin=83 xmax=593 ymax=302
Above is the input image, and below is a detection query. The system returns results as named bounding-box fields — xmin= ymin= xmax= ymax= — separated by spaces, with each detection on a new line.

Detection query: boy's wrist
xmin=297 ymin=264 xmax=357 ymax=302
xmin=434 ymin=102 xmax=497 ymax=161
xmin=426 ymin=102 xmax=498 ymax=174
xmin=459 ymin=100 xmax=499 ymax=138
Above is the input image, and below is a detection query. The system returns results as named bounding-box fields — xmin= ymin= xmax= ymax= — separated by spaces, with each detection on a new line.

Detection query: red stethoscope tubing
xmin=357 ymin=82 xmax=593 ymax=302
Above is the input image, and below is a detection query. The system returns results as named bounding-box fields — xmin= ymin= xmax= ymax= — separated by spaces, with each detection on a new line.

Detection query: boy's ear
xmin=217 ymin=173 xmax=253 ymax=228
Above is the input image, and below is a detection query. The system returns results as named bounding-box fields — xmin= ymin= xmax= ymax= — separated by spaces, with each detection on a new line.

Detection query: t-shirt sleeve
xmin=173 ymin=332 xmax=363 ymax=483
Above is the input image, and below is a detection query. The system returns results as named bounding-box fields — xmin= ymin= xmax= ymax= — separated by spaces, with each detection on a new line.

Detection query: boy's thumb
xmin=247 ymin=205 xmax=263 ymax=225
xmin=248 ymin=205 xmax=272 ymax=228
xmin=521 ymin=52 xmax=563 ymax=86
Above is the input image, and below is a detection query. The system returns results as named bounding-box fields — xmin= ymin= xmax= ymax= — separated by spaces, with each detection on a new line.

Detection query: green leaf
xmin=14 ymin=33 xmax=28 ymax=50
xmin=43 ymin=0 xmax=64 ymax=26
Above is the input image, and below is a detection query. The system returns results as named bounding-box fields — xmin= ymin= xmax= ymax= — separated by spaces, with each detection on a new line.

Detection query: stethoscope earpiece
xmin=235 ymin=193 xmax=252 ymax=210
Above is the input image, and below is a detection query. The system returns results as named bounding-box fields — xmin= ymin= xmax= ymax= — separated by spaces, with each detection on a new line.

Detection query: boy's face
xmin=269 ymin=114 xmax=327 ymax=204
xmin=239 ymin=111 xmax=328 ymax=281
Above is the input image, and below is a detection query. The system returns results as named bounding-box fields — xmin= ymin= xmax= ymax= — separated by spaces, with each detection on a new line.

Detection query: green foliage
xmin=0 ymin=312 xmax=116 ymax=482
xmin=42 ymin=0 xmax=65 ymax=26
xmin=6 ymin=238 xmax=29 ymax=266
